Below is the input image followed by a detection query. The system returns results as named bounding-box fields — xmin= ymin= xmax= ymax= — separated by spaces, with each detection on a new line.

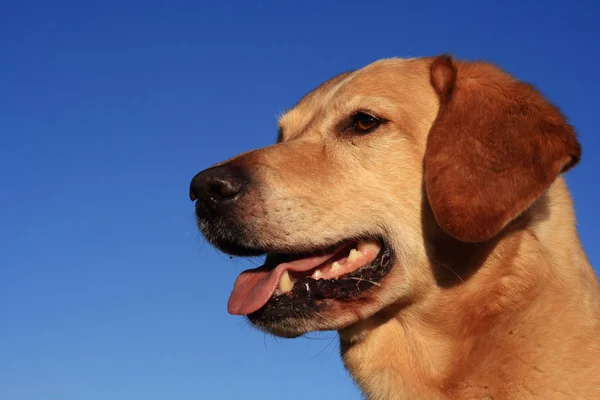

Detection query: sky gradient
xmin=2 ymin=1 xmax=599 ymax=399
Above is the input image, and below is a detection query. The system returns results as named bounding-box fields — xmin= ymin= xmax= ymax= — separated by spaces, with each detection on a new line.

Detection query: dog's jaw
xmin=246 ymin=244 xmax=396 ymax=337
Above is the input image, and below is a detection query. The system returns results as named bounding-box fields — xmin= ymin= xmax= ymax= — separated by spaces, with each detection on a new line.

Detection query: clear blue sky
xmin=1 ymin=1 xmax=599 ymax=399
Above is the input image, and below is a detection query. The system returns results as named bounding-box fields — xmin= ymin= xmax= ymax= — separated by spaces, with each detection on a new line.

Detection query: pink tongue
xmin=227 ymin=252 xmax=339 ymax=315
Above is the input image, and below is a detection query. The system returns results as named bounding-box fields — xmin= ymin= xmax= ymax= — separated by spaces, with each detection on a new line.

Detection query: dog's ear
xmin=425 ymin=55 xmax=581 ymax=243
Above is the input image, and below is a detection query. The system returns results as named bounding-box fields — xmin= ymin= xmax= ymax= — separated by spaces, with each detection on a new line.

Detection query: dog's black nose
xmin=189 ymin=165 xmax=246 ymax=209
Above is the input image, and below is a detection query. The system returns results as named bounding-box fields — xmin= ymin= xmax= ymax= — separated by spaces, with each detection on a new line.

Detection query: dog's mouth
xmin=227 ymin=238 xmax=393 ymax=316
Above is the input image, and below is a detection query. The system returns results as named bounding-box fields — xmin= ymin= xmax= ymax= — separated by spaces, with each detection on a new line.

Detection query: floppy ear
xmin=425 ymin=55 xmax=581 ymax=243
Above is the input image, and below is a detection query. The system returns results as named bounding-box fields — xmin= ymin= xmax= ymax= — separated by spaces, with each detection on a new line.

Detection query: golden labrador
xmin=189 ymin=55 xmax=600 ymax=399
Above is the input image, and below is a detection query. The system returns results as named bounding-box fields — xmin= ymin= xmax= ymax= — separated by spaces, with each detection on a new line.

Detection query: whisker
xmin=434 ymin=260 xmax=465 ymax=283
xmin=347 ymin=276 xmax=381 ymax=287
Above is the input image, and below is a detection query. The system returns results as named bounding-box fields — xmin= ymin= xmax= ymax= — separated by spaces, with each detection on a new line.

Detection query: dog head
xmin=190 ymin=55 xmax=580 ymax=338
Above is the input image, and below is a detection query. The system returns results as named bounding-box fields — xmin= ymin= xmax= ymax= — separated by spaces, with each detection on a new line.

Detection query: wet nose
xmin=189 ymin=165 xmax=247 ymax=214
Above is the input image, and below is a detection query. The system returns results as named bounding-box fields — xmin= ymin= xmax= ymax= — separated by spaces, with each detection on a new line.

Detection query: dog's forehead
xmin=277 ymin=70 xmax=353 ymax=136
xmin=278 ymin=58 xmax=430 ymax=137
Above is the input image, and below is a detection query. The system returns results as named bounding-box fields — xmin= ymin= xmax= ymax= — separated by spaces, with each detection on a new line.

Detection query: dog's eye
xmin=351 ymin=112 xmax=381 ymax=134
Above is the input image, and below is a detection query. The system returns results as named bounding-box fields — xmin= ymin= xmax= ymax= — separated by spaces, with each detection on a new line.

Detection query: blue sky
xmin=1 ymin=1 xmax=599 ymax=399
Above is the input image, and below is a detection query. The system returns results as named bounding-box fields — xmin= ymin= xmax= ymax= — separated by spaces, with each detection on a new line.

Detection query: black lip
xmin=210 ymin=236 xmax=267 ymax=257
xmin=248 ymin=244 xmax=394 ymax=323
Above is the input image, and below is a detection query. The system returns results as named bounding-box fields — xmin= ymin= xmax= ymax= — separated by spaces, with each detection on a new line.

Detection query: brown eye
xmin=351 ymin=112 xmax=381 ymax=134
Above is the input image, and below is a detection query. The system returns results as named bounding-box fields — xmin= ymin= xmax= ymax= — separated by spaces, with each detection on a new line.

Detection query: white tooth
xmin=357 ymin=240 xmax=381 ymax=254
xmin=348 ymin=248 xmax=361 ymax=262
xmin=331 ymin=261 xmax=342 ymax=271
xmin=279 ymin=271 xmax=294 ymax=293
xmin=313 ymin=269 xmax=323 ymax=279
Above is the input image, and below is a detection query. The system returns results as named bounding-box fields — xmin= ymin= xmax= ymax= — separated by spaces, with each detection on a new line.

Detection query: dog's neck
xmin=339 ymin=178 xmax=599 ymax=400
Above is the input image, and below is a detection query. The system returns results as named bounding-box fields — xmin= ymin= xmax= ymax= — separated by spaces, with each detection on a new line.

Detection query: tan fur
xmin=201 ymin=56 xmax=600 ymax=398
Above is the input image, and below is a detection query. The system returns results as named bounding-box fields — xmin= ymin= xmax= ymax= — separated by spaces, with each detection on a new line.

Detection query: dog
xmin=189 ymin=55 xmax=600 ymax=399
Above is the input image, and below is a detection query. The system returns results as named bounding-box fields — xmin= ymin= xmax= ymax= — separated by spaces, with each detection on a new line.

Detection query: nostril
xmin=208 ymin=177 xmax=242 ymax=199
xmin=209 ymin=182 xmax=224 ymax=196
xmin=189 ymin=165 xmax=246 ymax=205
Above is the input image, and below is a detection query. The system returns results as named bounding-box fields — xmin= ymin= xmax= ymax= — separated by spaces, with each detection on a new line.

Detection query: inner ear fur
xmin=425 ymin=55 xmax=581 ymax=243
